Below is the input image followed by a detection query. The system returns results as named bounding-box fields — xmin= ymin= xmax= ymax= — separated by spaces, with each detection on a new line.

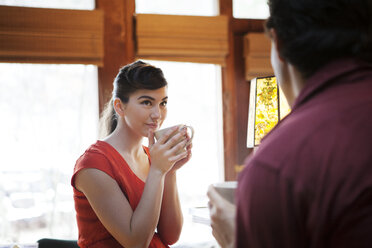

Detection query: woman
xmin=71 ymin=60 xmax=192 ymax=248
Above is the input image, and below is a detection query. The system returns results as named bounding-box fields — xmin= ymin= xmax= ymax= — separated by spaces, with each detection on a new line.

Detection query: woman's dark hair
xmin=265 ymin=0 xmax=372 ymax=78
xmin=100 ymin=60 xmax=168 ymax=137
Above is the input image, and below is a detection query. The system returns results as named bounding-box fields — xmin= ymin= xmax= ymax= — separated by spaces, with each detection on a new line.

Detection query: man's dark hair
xmin=266 ymin=0 xmax=372 ymax=78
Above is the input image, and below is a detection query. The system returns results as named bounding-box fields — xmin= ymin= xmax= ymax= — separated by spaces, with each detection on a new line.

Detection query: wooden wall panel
xmin=219 ymin=0 xmax=239 ymax=181
xmin=219 ymin=0 xmax=269 ymax=180
xmin=136 ymin=14 xmax=228 ymax=65
xmin=244 ymin=32 xmax=273 ymax=80
xmin=0 ymin=6 xmax=103 ymax=65
xmin=96 ymin=0 xmax=135 ymax=113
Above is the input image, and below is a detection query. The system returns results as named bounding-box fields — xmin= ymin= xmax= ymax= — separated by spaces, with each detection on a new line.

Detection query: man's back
xmin=236 ymin=59 xmax=372 ymax=248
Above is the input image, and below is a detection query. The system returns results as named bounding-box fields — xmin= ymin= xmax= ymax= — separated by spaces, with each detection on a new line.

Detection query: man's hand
xmin=207 ymin=185 xmax=236 ymax=248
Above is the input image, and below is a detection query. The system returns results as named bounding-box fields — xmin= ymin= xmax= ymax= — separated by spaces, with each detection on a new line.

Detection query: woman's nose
xmin=150 ymin=106 xmax=161 ymax=119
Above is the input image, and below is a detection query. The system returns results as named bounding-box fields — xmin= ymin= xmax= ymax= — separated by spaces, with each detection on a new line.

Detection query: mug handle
xmin=182 ymin=125 xmax=194 ymax=147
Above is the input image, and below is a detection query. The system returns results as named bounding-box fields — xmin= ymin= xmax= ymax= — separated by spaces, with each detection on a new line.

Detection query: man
xmin=208 ymin=0 xmax=372 ymax=247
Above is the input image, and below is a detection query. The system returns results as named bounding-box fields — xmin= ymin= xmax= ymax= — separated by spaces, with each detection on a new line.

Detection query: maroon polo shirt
xmin=236 ymin=58 xmax=372 ymax=248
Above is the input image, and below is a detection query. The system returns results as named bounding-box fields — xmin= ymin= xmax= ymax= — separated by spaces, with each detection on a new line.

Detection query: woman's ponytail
xmin=99 ymin=98 xmax=117 ymax=138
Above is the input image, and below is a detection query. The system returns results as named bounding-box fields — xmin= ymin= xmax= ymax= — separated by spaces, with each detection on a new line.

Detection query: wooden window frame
xmin=219 ymin=0 xmax=266 ymax=180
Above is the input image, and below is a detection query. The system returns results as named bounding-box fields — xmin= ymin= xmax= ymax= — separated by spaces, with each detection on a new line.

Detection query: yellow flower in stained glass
xmin=254 ymin=77 xmax=279 ymax=145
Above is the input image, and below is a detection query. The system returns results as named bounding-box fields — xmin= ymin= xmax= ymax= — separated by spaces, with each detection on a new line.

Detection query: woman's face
xmin=123 ymin=86 xmax=168 ymax=137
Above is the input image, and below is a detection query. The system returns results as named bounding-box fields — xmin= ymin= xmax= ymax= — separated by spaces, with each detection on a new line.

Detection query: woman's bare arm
xmin=157 ymin=172 xmax=183 ymax=245
xmin=157 ymin=141 xmax=192 ymax=244
xmin=75 ymin=167 xmax=166 ymax=248
xmin=75 ymin=128 xmax=188 ymax=248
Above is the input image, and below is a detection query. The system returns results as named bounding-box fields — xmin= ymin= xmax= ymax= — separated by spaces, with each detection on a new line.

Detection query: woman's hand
xmin=207 ymin=185 xmax=236 ymax=248
xmin=170 ymin=133 xmax=192 ymax=172
xmin=148 ymin=127 xmax=189 ymax=174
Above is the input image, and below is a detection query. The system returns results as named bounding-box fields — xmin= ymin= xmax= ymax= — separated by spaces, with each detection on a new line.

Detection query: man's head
xmin=266 ymin=0 xmax=372 ymax=79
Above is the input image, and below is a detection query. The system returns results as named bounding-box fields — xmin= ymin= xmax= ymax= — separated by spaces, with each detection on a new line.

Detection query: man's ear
xmin=113 ymin=98 xmax=125 ymax=117
xmin=269 ymin=28 xmax=285 ymax=62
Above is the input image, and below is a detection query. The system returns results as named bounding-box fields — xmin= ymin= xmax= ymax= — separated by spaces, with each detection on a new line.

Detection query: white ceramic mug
xmin=154 ymin=124 xmax=194 ymax=154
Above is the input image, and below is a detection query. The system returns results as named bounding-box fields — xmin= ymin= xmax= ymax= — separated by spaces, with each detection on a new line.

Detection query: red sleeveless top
xmin=71 ymin=140 xmax=168 ymax=248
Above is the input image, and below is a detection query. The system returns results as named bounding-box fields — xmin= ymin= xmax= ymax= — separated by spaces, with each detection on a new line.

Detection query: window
xmin=136 ymin=0 xmax=218 ymax=16
xmin=144 ymin=60 xmax=223 ymax=246
xmin=0 ymin=64 xmax=98 ymax=243
xmin=247 ymin=76 xmax=291 ymax=147
xmin=233 ymin=0 xmax=269 ymax=19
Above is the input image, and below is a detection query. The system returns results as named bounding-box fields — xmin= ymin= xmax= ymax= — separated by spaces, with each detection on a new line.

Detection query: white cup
xmin=212 ymin=181 xmax=237 ymax=204
xmin=154 ymin=124 xmax=194 ymax=154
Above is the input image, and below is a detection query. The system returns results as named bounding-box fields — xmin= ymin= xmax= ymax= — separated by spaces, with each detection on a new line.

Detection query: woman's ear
xmin=113 ymin=98 xmax=125 ymax=117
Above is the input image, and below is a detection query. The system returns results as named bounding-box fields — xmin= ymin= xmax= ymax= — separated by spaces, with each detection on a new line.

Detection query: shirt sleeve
xmin=71 ymin=151 xmax=115 ymax=190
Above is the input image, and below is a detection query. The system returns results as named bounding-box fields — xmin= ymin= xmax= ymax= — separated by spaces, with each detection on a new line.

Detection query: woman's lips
xmin=147 ymin=123 xmax=158 ymax=129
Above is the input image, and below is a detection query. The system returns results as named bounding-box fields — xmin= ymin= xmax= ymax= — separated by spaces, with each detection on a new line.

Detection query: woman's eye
xmin=161 ymin=101 xmax=167 ymax=107
xmin=141 ymin=100 xmax=152 ymax=106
